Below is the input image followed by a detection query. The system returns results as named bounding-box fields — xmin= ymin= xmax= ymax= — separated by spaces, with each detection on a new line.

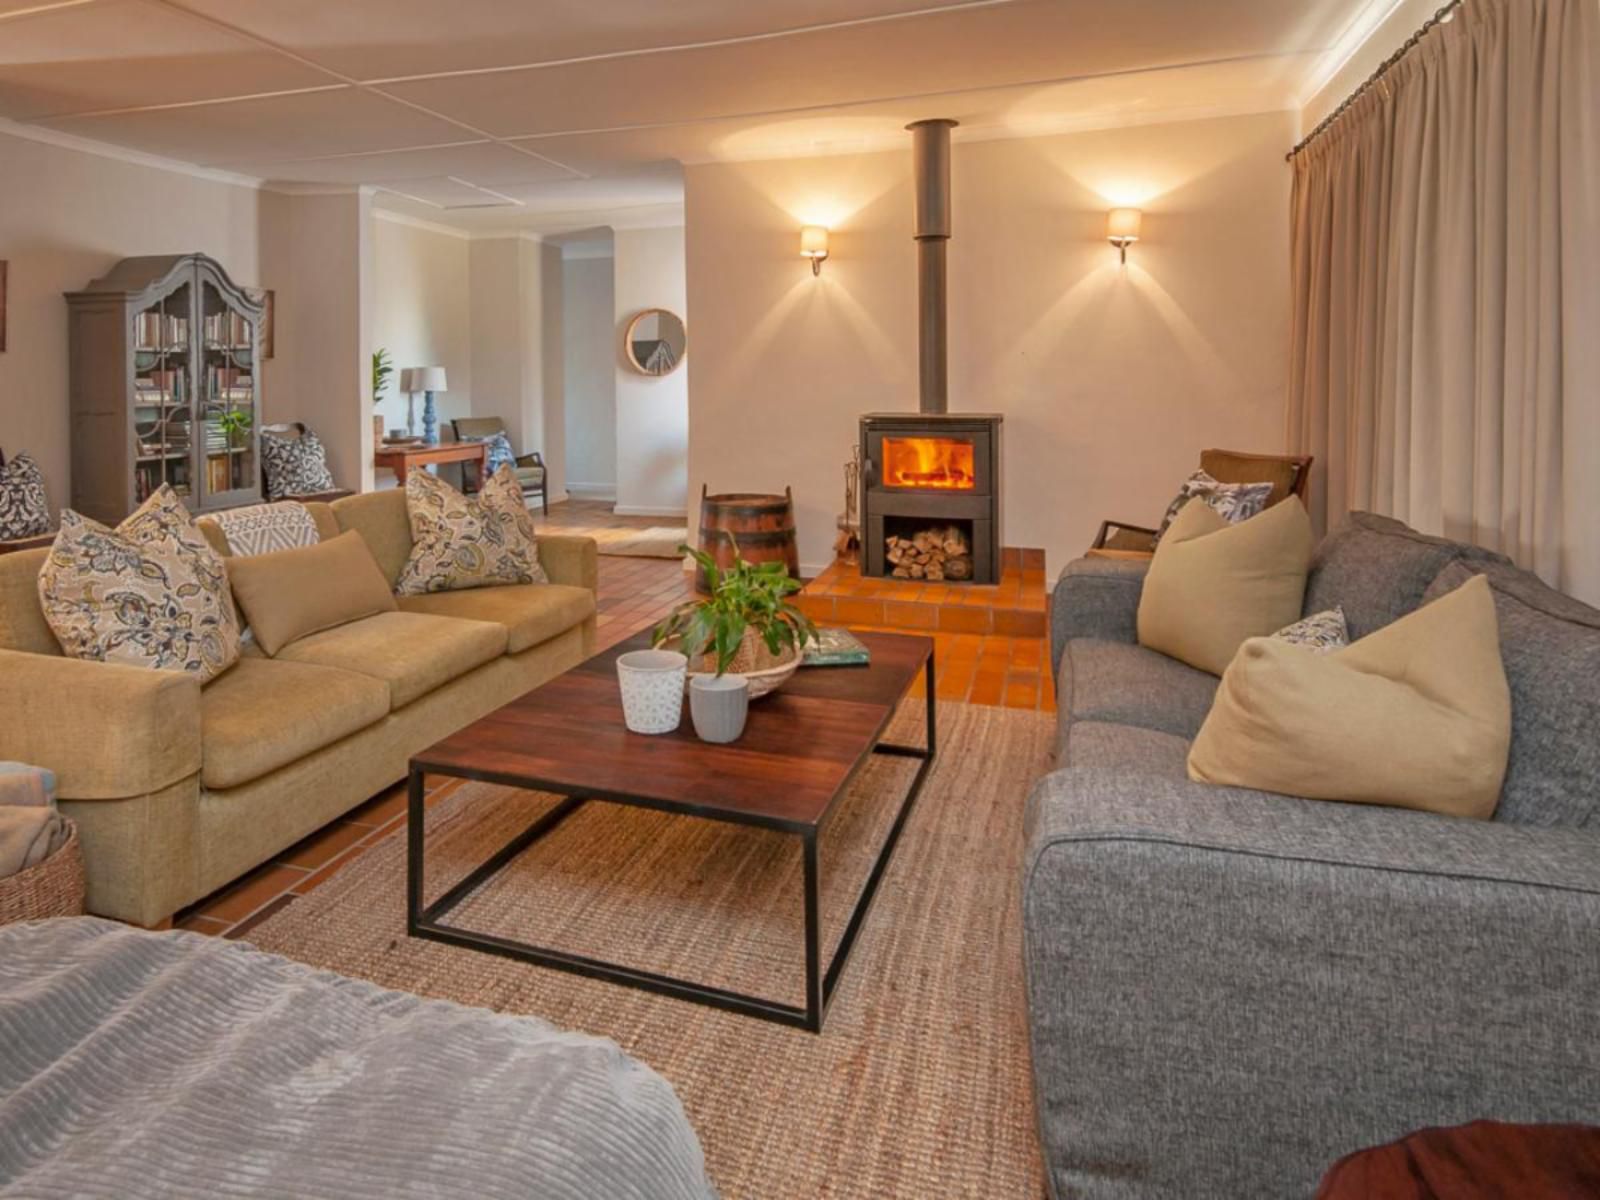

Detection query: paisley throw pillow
xmin=37 ymin=485 xmax=241 ymax=682
xmin=0 ymin=452 xmax=51 ymax=540
xmin=1272 ymin=606 xmax=1349 ymax=654
xmin=394 ymin=464 xmax=547 ymax=595
xmin=1155 ymin=470 xmax=1276 ymax=544
xmin=260 ymin=430 xmax=337 ymax=500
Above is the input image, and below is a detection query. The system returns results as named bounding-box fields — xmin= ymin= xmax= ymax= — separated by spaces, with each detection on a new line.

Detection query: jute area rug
xmin=247 ymin=700 xmax=1052 ymax=1198
xmin=591 ymin=525 xmax=690 ymax=559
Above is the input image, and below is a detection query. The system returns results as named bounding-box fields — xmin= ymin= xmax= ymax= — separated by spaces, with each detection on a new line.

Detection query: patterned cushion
xmin=212 ymin=502 xmax=320 ymax=558
xmin=37 ymin=485 xmax=240 ymax=682
xmin=480 ymin=432 xmax=516 ymax=476
xmin=1155 ymin=471 xmax=1275 ymax=543
xmin=0 ymin=453 xmax=51 ymax=540
xmin=1273 ymin=607 xmax=1349 ymax=653
xmin=395 ymin=465 xmax=548 ymax=596
xmin=260 ymin=431 xmax=336 ymax=501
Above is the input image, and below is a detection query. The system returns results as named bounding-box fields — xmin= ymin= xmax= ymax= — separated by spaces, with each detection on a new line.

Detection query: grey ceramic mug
xmin=689 ymin=673 xmax=750 ymax=743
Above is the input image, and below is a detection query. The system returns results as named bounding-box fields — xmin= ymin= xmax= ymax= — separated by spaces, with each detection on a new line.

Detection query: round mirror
xmin=624 ymin=308 xmax=687 ymax=376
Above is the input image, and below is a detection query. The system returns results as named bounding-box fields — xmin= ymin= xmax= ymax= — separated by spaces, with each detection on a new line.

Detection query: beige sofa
xmin=0 ymin=489 xmax=597 ymax=927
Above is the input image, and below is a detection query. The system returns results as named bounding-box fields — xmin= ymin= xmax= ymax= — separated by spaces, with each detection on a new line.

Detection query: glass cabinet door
xmin=198 ymin=275 xmax=258 ymax=509
xmin=131 ymin=279 xmax=194 ymax=504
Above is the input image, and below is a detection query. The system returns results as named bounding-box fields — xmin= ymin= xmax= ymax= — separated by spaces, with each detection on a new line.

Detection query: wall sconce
xmin=1107 ymin=208 xmax=1142 ymax=264
xmin=800 ymin=225 xmax=830 ymax=275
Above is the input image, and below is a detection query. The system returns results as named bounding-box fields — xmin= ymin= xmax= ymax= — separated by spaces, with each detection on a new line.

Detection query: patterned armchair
xmin=451 ymin=417 xmax=548 ymax=515
xmin=1090 ymin=448 xmax=1313 ymax=558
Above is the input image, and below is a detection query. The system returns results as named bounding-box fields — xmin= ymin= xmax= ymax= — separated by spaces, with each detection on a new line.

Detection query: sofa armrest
xmin=0 ymin=649 xmax=202 ymax=799
xmin=1050 ymin=556 xmax=1148 ymax=679
xmin=538 ymin=535 xmax=598 ymax=594
xmin=1022 ymin=767 xmax=1600 ymax=1199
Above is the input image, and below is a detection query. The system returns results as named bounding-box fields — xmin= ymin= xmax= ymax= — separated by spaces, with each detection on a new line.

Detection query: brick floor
xmin=175 ymin=500 xmax=1053 ymax=937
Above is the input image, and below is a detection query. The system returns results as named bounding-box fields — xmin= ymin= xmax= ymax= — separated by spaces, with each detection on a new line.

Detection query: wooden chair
xmin=1090 ymin=449 xmax=1313 ymax=559
xmin=259 ymin=423 xmax=353 ymax=503
xmin=451 ymin=417 xmax=548 ymax=514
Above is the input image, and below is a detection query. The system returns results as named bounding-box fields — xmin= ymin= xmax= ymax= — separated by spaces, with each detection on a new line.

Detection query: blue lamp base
xmin=422 ymin=391 xmax=439 ymax=446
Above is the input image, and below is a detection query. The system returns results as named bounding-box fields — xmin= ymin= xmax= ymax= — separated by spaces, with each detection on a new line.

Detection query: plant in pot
xmin=372 ymin=348 xmax=394 ymax=443
xmin=652 ymin=543 xmax=816 ymax=698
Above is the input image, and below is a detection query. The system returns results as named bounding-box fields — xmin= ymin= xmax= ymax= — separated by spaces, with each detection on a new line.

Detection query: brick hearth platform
xmin=795 ymin=548 xmax=1047 ymax=638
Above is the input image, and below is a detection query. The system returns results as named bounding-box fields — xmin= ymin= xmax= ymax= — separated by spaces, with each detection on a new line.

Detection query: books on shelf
xmin=803 ymin=627 xmax=871 ymax=667
xmin=134 ymin=311 xmax=190 ymax=352
xmin=203 ymin=309 xmax=252 ymax=349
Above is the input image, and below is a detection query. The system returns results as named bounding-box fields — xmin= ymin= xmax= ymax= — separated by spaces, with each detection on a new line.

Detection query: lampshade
xmin=412 ymin=366 xmax=448 ymax=392
xmin=799 ymin=225 xmax=830 ymax=258
xmin=1106 ymin=208 xmax=1142 ymax=241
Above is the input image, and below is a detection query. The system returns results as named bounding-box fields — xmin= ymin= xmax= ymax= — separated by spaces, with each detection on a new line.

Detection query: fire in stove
xmin=882 ymin=436 xmax=975 ymax=490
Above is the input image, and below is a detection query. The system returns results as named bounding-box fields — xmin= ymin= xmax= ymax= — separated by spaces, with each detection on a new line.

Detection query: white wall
xmin=372 ymin=215 xmax=471 ymax=437
xmin=562 ymin=249 xmax=617 ymax=498
xmin=0 ymin=128 xmax=260 ymax=517
xmin=613 ymin=226 xmax=689 ymax=517
xmin=685 ymin=110 xmax=1296 ymax=575
xmin=259 ymin=188 xmax=374 ymax=494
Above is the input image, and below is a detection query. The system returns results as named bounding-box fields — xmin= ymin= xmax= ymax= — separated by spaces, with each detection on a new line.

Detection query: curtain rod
xmin=1287 ymin=0 xmax=1465 ymax=161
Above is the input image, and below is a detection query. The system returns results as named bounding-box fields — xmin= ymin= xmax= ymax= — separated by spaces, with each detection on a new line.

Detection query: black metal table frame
xmin=406 ymin=650 xmax=936 ymax=1033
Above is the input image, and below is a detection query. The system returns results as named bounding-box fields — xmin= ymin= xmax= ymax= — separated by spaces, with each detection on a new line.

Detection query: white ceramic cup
xmin=689 ymin=673 xmax=750 ymax=744
xmin=616 ymin=649 xmax=688 ymax=734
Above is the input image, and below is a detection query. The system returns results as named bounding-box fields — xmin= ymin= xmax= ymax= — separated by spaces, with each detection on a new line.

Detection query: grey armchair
xmin=451 ymin=417 xmax=547 ymax=514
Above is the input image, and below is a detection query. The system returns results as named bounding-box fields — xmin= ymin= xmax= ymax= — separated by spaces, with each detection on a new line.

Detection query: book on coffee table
xmin=803 ymin=627 xmax=871 ymax=667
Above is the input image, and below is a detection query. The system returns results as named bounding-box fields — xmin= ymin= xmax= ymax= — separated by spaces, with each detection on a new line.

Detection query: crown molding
xmin=372 ymin=207 xmax=474 ymax=239
xmin=0 ymin=116 xmax=262 ymax=188
xmin=1296 ymin=0 xmax=1412 ymax=111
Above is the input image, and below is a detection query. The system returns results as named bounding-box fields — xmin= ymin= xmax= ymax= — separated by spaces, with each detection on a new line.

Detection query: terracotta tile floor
xmin=175 ymin=499 xmax=1053 ymax=937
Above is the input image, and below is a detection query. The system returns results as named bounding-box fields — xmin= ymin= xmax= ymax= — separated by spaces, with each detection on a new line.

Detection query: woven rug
xmin=591 ymin=525 xmax=689 ymax=559
xmin=247 ymin=700 xmax=1051 ymax=1197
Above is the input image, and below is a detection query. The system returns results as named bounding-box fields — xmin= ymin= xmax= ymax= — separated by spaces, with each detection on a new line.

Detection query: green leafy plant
xmin=372 ymin=348 xmax=394 ymax=407
xmin=217 ymin=408 xmax=252 ymax=445
xmin=653 ymin=542 xmax=816 ymax=675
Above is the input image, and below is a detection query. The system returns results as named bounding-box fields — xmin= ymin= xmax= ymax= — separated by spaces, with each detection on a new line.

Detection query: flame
xmin=883 ymin=436 xmax=975 ymax=490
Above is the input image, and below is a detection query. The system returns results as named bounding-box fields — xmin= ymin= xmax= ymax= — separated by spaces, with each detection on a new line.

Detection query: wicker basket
xmin=0 ymin=822 xmax=86 ymax=925
xmin=682 ymin=628 xmax=802 ymax=700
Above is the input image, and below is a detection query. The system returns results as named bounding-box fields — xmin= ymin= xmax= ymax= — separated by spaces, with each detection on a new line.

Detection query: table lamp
xmin=412 ymin=366 xmax=447 ymax=445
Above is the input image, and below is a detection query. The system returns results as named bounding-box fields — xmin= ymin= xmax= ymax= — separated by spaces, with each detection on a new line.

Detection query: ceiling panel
xmin=219 ymin=139 xmax=578 ymax=185
xmin=39 ymin=85 xmax=469 ymax=162
xmin=0 ymin=0 xmax=332 ymax=121
xmin=375 ymin=0 xmax=1354 ymax=139
xmin=166 ymin=0 xmax=991 ymax=81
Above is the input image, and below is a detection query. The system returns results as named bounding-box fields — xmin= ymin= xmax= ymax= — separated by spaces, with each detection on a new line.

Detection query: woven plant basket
xmin=684 ymin=627 xmax=801 ymax=699
xmin=0 ymin=822 xmax=86 ymax=925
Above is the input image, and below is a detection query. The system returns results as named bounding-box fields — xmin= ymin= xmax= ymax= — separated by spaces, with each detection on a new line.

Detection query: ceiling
xmin=0 ymin=0 xmax=1383 ymax=234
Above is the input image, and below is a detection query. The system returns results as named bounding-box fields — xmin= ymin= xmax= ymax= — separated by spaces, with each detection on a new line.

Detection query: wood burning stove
xmin=860 ymin=413 xmax=1003 ymax=584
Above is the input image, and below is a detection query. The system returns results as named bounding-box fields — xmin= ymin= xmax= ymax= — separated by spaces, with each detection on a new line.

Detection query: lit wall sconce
xmin=1107 ymin=208 xmax=1142 ymax=264
xmin=800 ymin=225 xmax=830 ymax=275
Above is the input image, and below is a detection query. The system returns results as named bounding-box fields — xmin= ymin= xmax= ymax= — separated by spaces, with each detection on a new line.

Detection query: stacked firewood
xmin=885 ymin=525 xmax=973 ymax=581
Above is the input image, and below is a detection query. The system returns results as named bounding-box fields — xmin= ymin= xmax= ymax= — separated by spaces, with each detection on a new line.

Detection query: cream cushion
xmin=200 ymin=657 xmax=390 ymax=789
xmin=226 ymin=531 xmax=398 ymax=656
xmin=274 ymin=610 xmax=506 ymax=710
xmin=1137 ymin=497 xmax=1314 ymax=676
xmin=1188 ymin=574 xmax=1512 ymax=819
xmin=397 ymin=584 xmax=596 ymax=655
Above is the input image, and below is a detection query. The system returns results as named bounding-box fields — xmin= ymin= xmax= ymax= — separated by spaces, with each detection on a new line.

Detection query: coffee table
xmin=406 ymin=630 xmax=935 ymax=1032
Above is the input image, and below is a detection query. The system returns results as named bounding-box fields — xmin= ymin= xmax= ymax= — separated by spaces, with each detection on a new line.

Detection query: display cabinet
xmin=66 ymin=253 xmax=264 ymax=524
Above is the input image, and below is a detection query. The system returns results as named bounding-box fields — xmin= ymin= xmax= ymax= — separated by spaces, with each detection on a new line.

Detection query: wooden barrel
xmin=697 ymin=485 xmax=800 ymax=591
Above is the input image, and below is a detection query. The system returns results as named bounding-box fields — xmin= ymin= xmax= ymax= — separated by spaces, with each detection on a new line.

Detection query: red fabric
xmin=1316 ymin=1121 xmax=1600 ymax=1199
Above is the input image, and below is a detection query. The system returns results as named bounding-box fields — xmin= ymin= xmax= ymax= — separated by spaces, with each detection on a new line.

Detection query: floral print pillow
xmin=394 ymin=464 xmax=547 ymax=595
xmin=1155 ymin=470 xmax=1276 ymax=544
xmin=1272 ymin=606 xmax=1349 ymax=654
xmin=37 ymin=485 xmax=241 ymax=682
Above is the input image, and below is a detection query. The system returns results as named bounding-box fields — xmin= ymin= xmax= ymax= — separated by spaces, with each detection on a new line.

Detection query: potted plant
xmin=652 ymin=544 xmax=816 ymax=698
xmin=372 ymin=349 xmax=394 ymax=443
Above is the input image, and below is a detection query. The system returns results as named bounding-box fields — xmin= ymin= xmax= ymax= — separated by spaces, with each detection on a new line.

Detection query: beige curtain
xmin=1288 ymin=0 xmax=1600 ymax=604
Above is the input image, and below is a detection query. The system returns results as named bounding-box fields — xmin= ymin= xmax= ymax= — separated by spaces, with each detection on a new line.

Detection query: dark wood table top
xmin=412 ymin=630 xmax=933 ymax=832
xmin=1316 ymin=1120 xmax=1600 ymax=1199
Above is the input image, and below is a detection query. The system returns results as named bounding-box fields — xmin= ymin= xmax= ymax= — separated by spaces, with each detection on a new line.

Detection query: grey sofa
xmin=1024 ymin=512 xmax=1600 ymax=1198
